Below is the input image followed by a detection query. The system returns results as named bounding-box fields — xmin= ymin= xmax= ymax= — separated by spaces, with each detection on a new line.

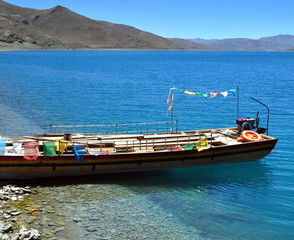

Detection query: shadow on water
xmin=7 ymin=160 xmax=273 ymax=191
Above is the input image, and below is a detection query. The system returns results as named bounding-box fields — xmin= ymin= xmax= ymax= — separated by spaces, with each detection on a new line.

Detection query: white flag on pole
xmin=167 ymin=89 xmax=174 ymax=115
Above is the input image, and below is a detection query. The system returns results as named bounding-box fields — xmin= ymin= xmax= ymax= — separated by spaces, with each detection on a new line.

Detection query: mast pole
xmin=171 ymin=104 xmax=174 ymax=132
xmin=237 ymin=86 xmax=240 ymax=119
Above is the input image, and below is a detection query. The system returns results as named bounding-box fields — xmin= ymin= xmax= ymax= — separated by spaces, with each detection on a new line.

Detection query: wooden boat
xmin=0 ymin=121 xmax=277 ymax=179
xmin=0 ymin=93 xmax=278 ymax=179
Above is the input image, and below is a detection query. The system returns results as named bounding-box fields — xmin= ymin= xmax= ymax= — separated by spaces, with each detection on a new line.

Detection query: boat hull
xmin=0 ymin=138 xmax=277 ymax=179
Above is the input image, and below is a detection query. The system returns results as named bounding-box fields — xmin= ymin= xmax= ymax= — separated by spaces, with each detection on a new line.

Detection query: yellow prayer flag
xmin=184 ymin=90 xmax=196 ymax=95
xmin=195 ymin=138 xmax=210 ymax=152
xmin=56 ymin=139 xmax=68 ymax=154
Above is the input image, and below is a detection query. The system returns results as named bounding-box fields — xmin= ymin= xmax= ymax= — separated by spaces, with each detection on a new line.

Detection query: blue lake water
xmin=0 ymin=50 xmax=293 ymax=239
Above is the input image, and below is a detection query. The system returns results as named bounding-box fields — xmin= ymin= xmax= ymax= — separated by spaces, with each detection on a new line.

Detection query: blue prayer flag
xmin=229 ymin=89 xmax=237 ymax=95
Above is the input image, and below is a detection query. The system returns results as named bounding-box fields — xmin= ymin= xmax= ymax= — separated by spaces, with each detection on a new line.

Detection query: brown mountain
xmin=100 ymin=21 xmax=182 ymax=50
xmin=0 ymin=1 xmax=191 ymax=50
xmin=21 ymin=5 xmax=166 ymax=49
xmin=0 ymin=1 xmax=156 ymax=49
xmin=4 ymin=1 xmax=290 ymax=51
xmin=0 ymin=1 xmax=217 ymax=50
xmin=0 ymin=1 xmax=67 ymax=49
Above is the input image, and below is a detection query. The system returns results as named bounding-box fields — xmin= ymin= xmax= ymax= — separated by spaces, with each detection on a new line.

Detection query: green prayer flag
xmin=198 ymin=93 xmax=209 ymax=98
xmin=43 ymin=142 xmax=57 ymax=157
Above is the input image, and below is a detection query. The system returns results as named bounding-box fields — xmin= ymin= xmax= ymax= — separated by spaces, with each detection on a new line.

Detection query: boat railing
xmin=49 ymin=120 xmax=178 ymax=135
xmin=58 ymin=132 xmax=220 ymax=154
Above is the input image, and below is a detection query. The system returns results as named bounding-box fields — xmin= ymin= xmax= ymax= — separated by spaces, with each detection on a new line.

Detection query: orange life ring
xmin=240 ymin=131 xmax=262 ymax=142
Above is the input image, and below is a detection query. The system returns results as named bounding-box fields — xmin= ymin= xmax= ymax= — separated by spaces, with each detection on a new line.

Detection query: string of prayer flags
xmin=167 ymin=87 xmax=238 ymax=114
xmin=170 ymin=87 xmax=237 ymax=99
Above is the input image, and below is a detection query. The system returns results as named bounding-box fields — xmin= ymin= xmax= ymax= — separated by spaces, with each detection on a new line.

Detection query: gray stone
xmin=86 ymin=226 xmax=97 ymax=232
xmin=53 ymin=227 xmax=65 ymax=233
xmin=72 ymin=217 xmax=82 ymax=223
xmin=2 ymin=224 xmax=12 ymax=233
xmin=6 ymin=210 xmax=20 ymax=216
xmin=21 ymin=189 xmax=35 ymax=194
xmin=28 ymin=229 xmax=41 ymax=240
xmin=1 ymin=234 xmax=10 ymax=240
xmin=17 ymin=227 xmax=30 ymax=240
xmin=101 ymin=236 xmax=111 ymax=240
xmin=8 ymin=212 xmax=20 ymax=216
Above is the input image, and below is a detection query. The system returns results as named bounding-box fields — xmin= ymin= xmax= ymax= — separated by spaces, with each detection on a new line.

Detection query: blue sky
xmin=5 ymin=0 xmax=294 ymax=39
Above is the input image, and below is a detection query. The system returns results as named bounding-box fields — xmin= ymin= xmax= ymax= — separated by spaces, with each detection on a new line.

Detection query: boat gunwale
xmin=0 ymin=137 xmax=278 ymax=166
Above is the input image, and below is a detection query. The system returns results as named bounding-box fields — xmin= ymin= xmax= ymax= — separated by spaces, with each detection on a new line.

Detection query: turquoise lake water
xmin=0 ymin=50 xmax=293 ymax=239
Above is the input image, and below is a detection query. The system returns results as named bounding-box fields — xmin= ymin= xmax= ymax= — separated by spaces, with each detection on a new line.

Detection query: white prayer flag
xmin=220 ymin=91 xmax=228 ymax=98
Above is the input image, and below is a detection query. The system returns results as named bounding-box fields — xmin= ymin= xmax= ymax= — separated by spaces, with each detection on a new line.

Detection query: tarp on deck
xmin=183 ymin=143 xmax=195 ymax=150
xmin=73 ymin=145 xmax=85 ymax=162
xmin=43 ymin=142 xmax=57 ymax=157
xmin=195 ymin=138 xmax=210 ymax=152
xmin=0 ymin=138 xmax=6 ymax=156
xmin=56 ymin=139 xmax=68 ymax=155
xmin=12 ymin=141 xmax=23 ymax=154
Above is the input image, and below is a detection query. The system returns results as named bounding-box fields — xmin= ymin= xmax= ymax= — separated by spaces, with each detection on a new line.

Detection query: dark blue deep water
xmin=0 ymin=50 xmax=293 ymax=239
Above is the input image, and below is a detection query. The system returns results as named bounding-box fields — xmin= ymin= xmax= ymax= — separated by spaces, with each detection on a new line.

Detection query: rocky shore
xmin=43 ymin=183 xmax=201 ymax=240
xmin=0 ymin=183 xmax=77 ymax=240
xmin=0 ymin=180 xmax=201 ymax=240
xmin=0 ymin=185 xmax=41 ymax=240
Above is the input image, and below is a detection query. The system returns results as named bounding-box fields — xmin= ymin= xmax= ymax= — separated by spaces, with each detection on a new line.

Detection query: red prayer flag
xmin=209 ymin=92 xmax=219 ymax=98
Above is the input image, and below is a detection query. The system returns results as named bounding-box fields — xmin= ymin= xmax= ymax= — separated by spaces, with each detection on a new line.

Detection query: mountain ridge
xmin=191 ymin=35 xmax=294 ymax=51
xmin=0 ymin=1 xmax=293 ymax=51
xmin=0 ymin=1 xmax=187 ymax=50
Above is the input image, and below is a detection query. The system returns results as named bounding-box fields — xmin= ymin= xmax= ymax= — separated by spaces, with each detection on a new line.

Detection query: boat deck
xmin=2 ymin=127 xmax=275 ymax=157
